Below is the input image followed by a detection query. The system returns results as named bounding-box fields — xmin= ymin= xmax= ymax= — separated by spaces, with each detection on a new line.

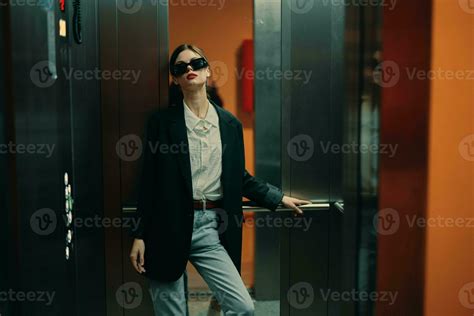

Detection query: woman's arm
xmin=238 ymin=123 xmax=310 ymax=214
xmin=242 ymin=168 xmax=284 ymax=211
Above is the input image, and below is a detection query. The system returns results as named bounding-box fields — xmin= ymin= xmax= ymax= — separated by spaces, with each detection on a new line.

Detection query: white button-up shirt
xmin=183 ymin=100 xmax=223 ymax=201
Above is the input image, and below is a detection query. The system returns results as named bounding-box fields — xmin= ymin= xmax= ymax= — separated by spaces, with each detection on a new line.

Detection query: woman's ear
xmin=206 ymin=67 xmax=211 ymax=78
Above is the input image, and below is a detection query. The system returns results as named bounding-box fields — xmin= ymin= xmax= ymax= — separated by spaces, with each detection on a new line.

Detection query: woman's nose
xmin=186 ymin=65 xmax=193 ymax=72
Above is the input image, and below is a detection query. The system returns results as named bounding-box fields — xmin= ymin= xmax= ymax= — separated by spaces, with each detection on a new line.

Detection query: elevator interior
xmin=0 ymin=0 xmax=380 ymax=315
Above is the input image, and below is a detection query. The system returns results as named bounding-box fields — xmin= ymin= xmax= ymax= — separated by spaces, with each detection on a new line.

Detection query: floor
xmin=187 ymin=295 xmax=279 ymax=316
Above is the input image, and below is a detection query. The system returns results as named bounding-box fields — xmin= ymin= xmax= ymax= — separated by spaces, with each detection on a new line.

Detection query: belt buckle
xmin=202 ymin=198 xmax=206 ymax=211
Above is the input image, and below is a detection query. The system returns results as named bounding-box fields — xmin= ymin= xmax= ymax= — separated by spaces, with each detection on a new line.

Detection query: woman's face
xmin=172 ymin=49 xmax=210 ymax=92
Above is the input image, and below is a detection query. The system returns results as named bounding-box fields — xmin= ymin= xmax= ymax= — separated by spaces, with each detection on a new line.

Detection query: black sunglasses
xmin=171 ymin=57 xmax=209 ymax=77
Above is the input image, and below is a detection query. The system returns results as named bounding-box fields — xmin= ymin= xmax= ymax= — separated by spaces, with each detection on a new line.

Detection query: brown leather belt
xmin=193 ymin=199 xmax=223 ymax=210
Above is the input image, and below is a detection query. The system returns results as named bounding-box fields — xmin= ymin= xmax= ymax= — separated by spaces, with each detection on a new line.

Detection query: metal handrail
xmin=243 ymin=202 xmax=330 ymax=212
xmin=334 ymin=201 xmax=345 ymax=214
xmin=123 ymin=201 xmax=337 ymax=213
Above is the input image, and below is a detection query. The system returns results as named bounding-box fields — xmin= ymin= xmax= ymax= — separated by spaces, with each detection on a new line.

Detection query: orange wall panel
xmin=424 ymin=1 xmax=474 ymax=315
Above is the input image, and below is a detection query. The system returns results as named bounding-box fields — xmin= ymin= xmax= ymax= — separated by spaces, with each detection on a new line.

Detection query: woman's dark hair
xmin=169 ymin=44 xmax=210 ymax=107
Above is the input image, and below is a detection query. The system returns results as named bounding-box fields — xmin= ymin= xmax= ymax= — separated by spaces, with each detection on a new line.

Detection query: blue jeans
xmin=148 ymin=209 xmax=255 ymax=316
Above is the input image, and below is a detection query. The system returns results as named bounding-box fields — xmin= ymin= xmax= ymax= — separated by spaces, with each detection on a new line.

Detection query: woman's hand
xmin=281 ymin=195 xmax=312 ymax=216
xmin=130 ymin=239 xmax=146 ymax=274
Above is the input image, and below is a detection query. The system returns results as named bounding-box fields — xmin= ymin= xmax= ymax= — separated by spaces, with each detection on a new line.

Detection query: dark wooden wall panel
xmin=99 ymin=1 xmax=169 ymax=315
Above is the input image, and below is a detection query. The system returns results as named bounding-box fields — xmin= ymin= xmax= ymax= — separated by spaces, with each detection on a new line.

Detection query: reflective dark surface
xmin=1 ymin=0 xmax=382 ymax=315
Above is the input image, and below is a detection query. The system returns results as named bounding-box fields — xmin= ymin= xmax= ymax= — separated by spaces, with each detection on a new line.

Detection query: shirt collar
xmin=183 ymin=99 xmax=219 ymax=132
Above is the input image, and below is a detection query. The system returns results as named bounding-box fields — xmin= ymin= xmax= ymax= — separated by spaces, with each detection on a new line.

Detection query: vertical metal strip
xmin=46 ymin=4 xmax=57 ymax=79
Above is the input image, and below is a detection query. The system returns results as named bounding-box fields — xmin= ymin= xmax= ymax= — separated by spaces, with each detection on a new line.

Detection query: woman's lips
xmin=186 ymin=74 xmax=197 ymax=80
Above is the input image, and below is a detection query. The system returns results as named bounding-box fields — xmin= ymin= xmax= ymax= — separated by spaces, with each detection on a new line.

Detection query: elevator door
xmin=3 ymin=1 xmax=105 ymax=315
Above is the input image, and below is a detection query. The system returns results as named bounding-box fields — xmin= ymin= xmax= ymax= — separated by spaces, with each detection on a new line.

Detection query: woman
xmin=129 ymin=44 xmax=310 ymax=315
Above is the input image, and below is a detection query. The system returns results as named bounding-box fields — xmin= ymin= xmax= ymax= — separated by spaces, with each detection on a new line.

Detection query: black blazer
xmin=130 ymin=99 xmax=283 ymax=282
